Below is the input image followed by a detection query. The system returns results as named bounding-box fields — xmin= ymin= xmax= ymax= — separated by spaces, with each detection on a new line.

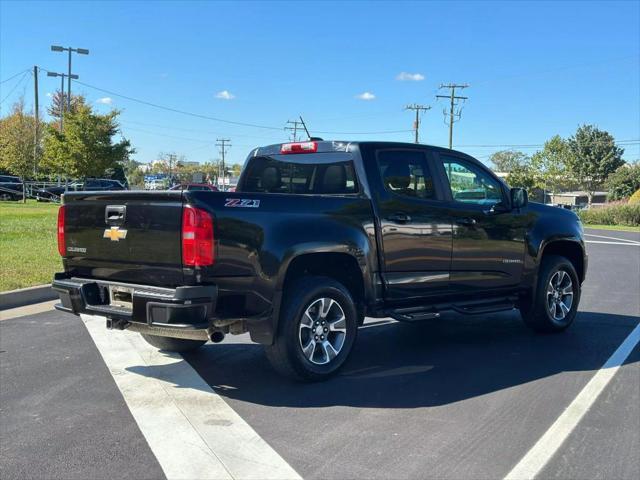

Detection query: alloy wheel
xmin=298 ymin=297 xmax=347 ymax=365
xmin=546 ymin=270 xmax=574 ymax=322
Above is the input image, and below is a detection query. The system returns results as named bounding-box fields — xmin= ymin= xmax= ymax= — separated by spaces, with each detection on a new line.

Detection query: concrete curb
xmin=0 ymin=284 xmax=57 ymax=310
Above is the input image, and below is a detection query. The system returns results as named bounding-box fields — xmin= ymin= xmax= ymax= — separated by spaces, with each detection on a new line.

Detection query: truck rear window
xmin=239 ymin=155 xmax=358 ymax=194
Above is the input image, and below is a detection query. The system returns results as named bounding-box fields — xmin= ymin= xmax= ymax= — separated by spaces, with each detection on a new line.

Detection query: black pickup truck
xmin=53 ymin=141 xmax=587 ymax=381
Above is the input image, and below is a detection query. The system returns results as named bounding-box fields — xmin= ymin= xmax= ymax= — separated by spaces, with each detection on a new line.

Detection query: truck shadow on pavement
xmin=140 ymin=310 xmax=639 ymax=409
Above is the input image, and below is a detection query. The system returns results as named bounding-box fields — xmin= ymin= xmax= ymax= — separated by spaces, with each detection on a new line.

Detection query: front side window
xmin=442 ymin=157 xmax=503 ymax=206
xmin=240 ymin=156 xmax=358 ymax=194
xmin=376 ymin=150 xmax=436 ymax=200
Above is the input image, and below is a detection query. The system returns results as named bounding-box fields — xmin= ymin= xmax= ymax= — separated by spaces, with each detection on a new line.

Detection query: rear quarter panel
xmin=184 ymin=190 xmax=378 ymax=316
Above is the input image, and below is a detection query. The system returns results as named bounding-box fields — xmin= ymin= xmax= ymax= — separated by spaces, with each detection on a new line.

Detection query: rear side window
xmin=376 ymin=150 xmax=436 ymax=200
xmin=240 ymin=156 xmax=358 ymax=194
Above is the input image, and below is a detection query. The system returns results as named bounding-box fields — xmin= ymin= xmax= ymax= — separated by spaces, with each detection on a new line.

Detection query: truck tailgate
xmin=63 ymin=191 xmax=184 ymax=286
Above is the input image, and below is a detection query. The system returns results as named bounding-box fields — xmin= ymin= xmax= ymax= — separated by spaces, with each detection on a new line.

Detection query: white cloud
xmin=356 ymin=91 xmax=376 ymax=101
xmin=396 ymin=72 xmax=425 ymax=81
xmin=96 ymin=97 xmax=112 ymax=105
xmin=215 ymin=90 xmax=235 ymax=100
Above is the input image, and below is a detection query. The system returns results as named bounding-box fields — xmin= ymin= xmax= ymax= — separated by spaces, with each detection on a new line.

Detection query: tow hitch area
xmin=109 ymin=286 xmax=133 ymax=310
xmin=106 ymin=318 xmax=129 ymax=330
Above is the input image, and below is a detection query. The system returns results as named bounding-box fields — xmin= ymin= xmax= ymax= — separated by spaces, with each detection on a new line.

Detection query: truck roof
xmin=251 ymin=140 xmax=469 ymax=158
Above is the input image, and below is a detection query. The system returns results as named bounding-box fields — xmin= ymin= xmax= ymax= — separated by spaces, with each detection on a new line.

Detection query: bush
xmin=578 ymin=203 xmax=640 ymax=226
xmin=629 ymin=189 xmax=640 ymax=204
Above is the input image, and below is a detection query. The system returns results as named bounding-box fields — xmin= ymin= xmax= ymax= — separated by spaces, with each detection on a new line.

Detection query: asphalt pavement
xmin=1 ymin=228 xmax=638 ymax=479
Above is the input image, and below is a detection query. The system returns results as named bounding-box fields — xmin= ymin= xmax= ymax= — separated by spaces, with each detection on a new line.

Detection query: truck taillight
xmin=280 ymin=141 xmax=318 ymax=154
xmin=57 ymin=206 xmax=66 ymax=257
xmin=182 ymin=206 xmax=214 ymax=267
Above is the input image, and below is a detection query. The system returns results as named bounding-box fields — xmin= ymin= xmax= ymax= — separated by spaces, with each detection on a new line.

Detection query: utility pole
xmin=436 ymin=83 xmax=469 ymax=149
xmin=33 ymin=66 xmax=39 ymax=176
xmin=216 ymin=139 xmax=231 ymax=190
xmin=285 ymin=120 xmax=304 ymax=142
xmin=167 ymin=153 xmax=176 ymax=186
xmin=51 ymin=45 xmax=89 ymax=112
xmin=405 ymin=104 xmax=431 ymax=144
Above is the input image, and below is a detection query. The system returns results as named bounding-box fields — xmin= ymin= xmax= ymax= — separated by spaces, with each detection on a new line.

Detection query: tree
xmin=531 ymin=135 xmax=574 ymax=195
xmin=0 ymin=99 xmax=37 ymax=201
xmin=231 ymin=163 xmax=243 ymax=177
xmin=47 ymin=91 xmax=85 ymax=123
xmin=506 ymin=164 xmax=537 ymax=191
xmin=42 ymin=102 xmax=133 ymax=179
xmin=121 ymin=158 xmax=143 ymax=188
xmin=605 ymin=163 xmax=640 ymax=201
xmin=489 ymin=150 xmax=530 ymax=173
xmin=566 ymin=125 xmax=625 ymax=204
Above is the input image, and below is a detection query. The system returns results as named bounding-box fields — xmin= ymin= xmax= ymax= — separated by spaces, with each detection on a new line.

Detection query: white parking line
xmin=82 ymin=314 xmax=301 ymax=480
xmin=504 ymin=322 xmax=640 ymax=480
xmin=584 ymin=233 xmax=640 ymax=244
xmin=584 ymin=240 xmax=640 ymax=246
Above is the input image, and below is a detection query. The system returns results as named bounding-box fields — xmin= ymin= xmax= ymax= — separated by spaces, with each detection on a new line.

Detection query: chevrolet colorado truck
xmin=53 ymin=141 xmax=587 ymax=381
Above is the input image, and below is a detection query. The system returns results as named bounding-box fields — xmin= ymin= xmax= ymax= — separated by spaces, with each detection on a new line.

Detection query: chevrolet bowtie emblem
xmin=103 ymin=226 xmax=128 ymax=241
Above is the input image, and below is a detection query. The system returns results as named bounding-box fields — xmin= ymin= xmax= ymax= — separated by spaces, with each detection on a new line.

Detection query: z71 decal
xmin=224 ymin=198 xmax=261 ymax=208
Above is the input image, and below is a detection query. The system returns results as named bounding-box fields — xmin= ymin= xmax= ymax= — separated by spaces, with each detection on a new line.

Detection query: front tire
xmin=140 ymin=334 xmax=206 ymax=353
xmin=520 ymin=254 xmax=581 ymax=333
xmin=265 ymin=276 xmax=358 ymax=382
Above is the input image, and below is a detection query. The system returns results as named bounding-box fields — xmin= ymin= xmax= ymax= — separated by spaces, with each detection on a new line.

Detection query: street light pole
xmin=47 ymin=71 xmax=78 ymax=131
xmin=68 ymin=48 xmax=72 ymax=111
xmin=51 ymin=45 xmax=89 ymax=112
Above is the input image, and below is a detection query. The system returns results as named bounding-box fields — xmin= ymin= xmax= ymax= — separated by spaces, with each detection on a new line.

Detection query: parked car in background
xmin=169 ymin=183 xmax=219 ymax=192
xmin=37 ymin=179 xmax=126 ymax=202
xmin=0 ymin=175 xmax=23 ymax=201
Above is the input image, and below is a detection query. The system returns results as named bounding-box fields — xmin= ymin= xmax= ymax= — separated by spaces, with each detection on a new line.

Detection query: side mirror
xmin=510 ymin=187 xmax=528 ymax=209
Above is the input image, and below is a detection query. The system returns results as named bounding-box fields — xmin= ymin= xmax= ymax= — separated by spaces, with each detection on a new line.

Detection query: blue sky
xmin=1 ymin=0 xmax=639 ymax=166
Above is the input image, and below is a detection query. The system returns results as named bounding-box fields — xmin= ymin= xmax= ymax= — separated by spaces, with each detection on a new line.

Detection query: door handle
xmin=387 ymin=213 xmax=411 ymax=223
xmin=457 ymin=217 xmax=477 ymax=226
xmin=105 ymin=205 xmax=126 ymax=225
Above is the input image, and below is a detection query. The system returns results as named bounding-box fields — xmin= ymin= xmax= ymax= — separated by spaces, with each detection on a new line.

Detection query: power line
xmin=0 ymin=68 xmax=30 ymax=84
xmin=405 ymin=104 xmax=431 ymax=143
xmin=312 ymin=128 xmax=412 ymax=135
xmin=0 ymin=70 xmax=31 ymax=105
xmin=74 ymin=80 xmax=283 ymax=131
xmin=436 ymin=83 xmax=469 ymax=149
xmin=458 ymin=139 xmax=640 ymax=148
xmin=122 ymin=119 xmax=279 ymax=140
xmin=72 ymin=79 xmax=413 ymax=136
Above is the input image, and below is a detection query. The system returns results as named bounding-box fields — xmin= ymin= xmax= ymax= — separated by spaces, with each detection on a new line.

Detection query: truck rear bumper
xmin=52 ymin=273 xmax=217 ymax=330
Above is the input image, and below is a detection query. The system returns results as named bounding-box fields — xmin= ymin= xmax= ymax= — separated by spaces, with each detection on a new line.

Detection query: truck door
xmin=372 ymin=148 xmax=453 ymax=301
xmin=434 ymin=153 xmax=528 ymax=293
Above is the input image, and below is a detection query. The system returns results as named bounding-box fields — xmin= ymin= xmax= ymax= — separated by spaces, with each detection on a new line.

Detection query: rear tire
xmin=520 ymin=254 xmax=580 ymax=333
xmin=140 ymin=334 xmax=206 ymax=353
xmin=265 ymin=276 xmax=358 ymax=382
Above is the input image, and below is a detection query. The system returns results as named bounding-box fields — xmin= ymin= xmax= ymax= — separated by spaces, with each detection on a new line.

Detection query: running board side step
xmin=451 ymin=296 xmax=518 ymax=315
xmin=387 ymin=306 xmax=441 ymax=322
xmin=386 ymin=295 xmax=518 ymax=322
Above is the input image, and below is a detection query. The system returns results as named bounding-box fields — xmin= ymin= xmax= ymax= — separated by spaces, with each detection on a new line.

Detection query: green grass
xmin=582 ymin=224 xmax=640 ymax=233
xmin=0 ymin=200 xmax=61 ymax=291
